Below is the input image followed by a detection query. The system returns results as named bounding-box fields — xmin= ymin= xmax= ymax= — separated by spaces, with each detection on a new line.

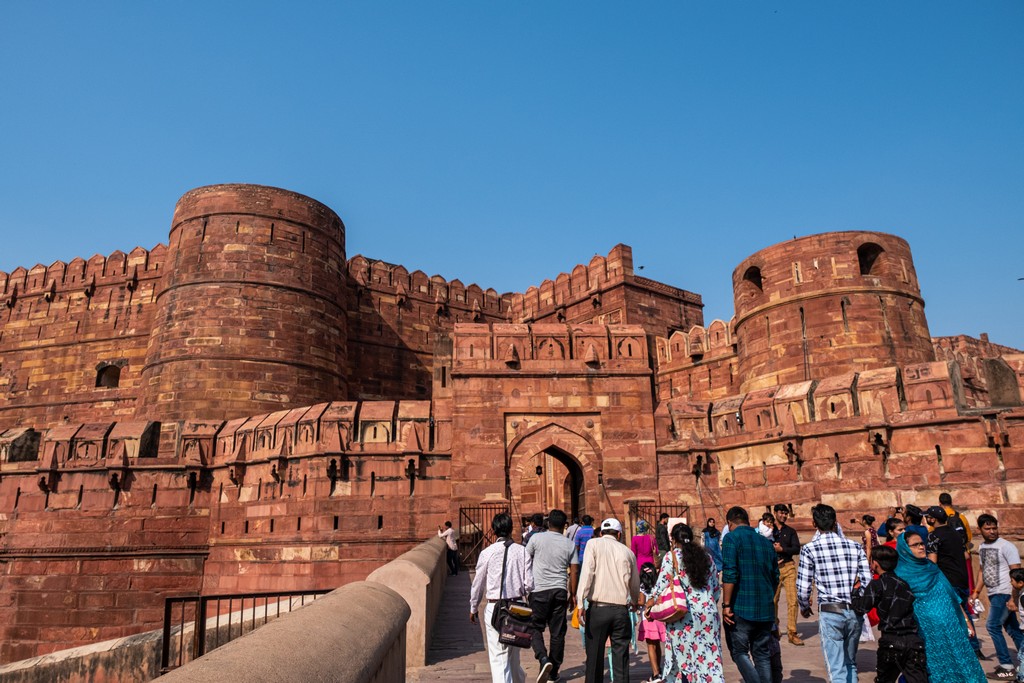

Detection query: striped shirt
xmin=797 ymin=531 xmax=872 ymax=611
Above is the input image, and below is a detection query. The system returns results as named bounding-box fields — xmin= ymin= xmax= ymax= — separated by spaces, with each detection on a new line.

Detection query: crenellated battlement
xmin=347 ymin=255 xmax=511 ymax=318
xmin=0 ymin=245 xmax=167 ymax=300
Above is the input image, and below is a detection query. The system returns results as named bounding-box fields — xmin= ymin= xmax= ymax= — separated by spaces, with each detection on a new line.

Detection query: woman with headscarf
xmin=649 ymin=523 xmax=723 ymax=683
xmin=632 ymin=519 xmax=658 ymax=569
xmin=896 ymin=531 xmax=985 ymax=683
xmin=702 ymin=518 xmax=723 ymax=572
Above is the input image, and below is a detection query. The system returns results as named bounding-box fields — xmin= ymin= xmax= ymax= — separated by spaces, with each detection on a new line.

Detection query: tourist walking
xmin=971 ymin=514 xmax=1024 ymax=680
xmin=655 ymin=513 xmax=671 ymax=565
xmin=470 ymin=512 xmax=531 ymax=683
xmin=632 ymin=519 xmax=658 ymax=569
xmin=924 ymin=505 xmax=981 ymax=656
xmin=438 ymin=520 xmax=459 ymax=575
xmin=896 ymin=531 xmax=985 ymax=683
xmin=771 ymin=503 xmax=803 ymax=646
xmin=636 ymin=561 xmax=666 ymax=683
xmin=797 ymin=504 xmax=871 ymax=683
xmin=525 ymin=508 xmax=579 ymax=683
xmin=722 ymin=506 xmax=779 ymax=683
xmin=576 ymin=518 xmax=640 ymax=683
xmin=574 ymin=515 xmax=596 ymax=565
xmin=650 ymin=522 xmax=724 ymax=683
xmin=702 ymin=518 xmax=723 ymax=572
xmin=851 ymin=544 xmax=928 ymax=683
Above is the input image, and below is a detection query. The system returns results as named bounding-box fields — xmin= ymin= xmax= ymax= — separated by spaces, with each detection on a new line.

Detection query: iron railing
xmin=457 ymin=503 xmax=509 ymax=569
xmin=161 ymin=589 xmax=330 ymax=673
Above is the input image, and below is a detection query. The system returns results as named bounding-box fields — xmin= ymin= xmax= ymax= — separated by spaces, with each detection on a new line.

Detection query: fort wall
xmin=0 ymin=247 xmax=165 ymax=430
xmin=2 ymin=184 xmax=1022 ymax=668
xmin=507 ymin=244 xmax=704 ymax=338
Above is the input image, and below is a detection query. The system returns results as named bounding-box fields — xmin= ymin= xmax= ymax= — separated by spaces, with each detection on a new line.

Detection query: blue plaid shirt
xmin=722 ymin=524 xmax=780 ymax=622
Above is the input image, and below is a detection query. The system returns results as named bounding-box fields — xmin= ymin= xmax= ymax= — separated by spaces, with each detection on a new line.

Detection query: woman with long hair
xmin=648 ymin=523 xmax=723 ymax=683
xmin=896 ymin=531 xmax=985 ymax=683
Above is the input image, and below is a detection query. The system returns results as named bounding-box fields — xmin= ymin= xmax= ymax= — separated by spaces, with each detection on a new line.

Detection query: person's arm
xmin=926 ymin=532 xmax=940 ymax=564
xmin=568 ymin=560 xmax=580 ymax=610
xmin=797 ymin=546 xmax=814 ymax=616
xmin=850 ymin=576 xmax=878 ymax=615
xmin=629 ymin=557 xmax=641 ymax=607
xmin=469 ymin=551 xmax=488 ymax=622
xmin=721 ymin=534 xmax=738 ymax=624
xmin=1005 ymin=542 xmax=1021 ymax=612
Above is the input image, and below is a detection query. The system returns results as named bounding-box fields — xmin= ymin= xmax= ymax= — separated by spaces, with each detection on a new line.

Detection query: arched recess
xmin=508 ymin=422 xmax=600 ymax=522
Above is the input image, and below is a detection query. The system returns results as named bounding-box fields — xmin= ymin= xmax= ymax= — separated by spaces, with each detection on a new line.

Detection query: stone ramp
xmin=411 ymin=572 xmax=1001 ymax=682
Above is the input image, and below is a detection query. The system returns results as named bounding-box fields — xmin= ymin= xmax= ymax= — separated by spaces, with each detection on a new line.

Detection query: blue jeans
xmin=726 ymin=615 xmax=774 ymax=683
xmin=818 ymin=608 xmax=860 ymax=683
xmin=986 ymin=593 xmax=1024 ymax=667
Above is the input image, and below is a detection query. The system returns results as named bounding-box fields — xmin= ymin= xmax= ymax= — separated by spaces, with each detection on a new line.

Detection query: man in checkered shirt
xmin=797 ymin=504 xmax=872 ymax=683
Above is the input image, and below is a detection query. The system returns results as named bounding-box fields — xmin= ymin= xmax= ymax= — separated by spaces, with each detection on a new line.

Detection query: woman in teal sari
xmin=896 ymin=532 xmax=985 ymax=683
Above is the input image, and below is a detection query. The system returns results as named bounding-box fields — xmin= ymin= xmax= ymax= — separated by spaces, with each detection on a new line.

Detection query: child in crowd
xmin=1009 ymin=568 xmax=1024 ymax=682
xmin=852 ymin=544 xmax=927 ymax=683
xmin=636 ymin=562 xmax=665 ymax=683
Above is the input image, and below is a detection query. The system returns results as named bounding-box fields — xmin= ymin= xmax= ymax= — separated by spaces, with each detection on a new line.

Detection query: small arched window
xmin=95 ymin=363 xmax=122 ymax=388
xmin=742 ymin=266 xmax=763 ymax=292
xmin=857 ymin=243 xmax=886 ymax=276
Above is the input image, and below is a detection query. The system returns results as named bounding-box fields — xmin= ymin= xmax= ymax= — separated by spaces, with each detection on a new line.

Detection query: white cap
xmin=600 ymin=518 xmax=622 ymax=533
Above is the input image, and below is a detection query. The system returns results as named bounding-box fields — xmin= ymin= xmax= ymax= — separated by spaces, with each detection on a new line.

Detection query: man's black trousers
xmin=584 ymin=603 xmax=631 ymax=683
xmin=529 ymin=588 xmax=569 ymax=676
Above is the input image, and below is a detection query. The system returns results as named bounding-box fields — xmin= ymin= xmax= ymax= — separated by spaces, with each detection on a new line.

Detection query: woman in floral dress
xmin=648 ymin=523 xmax=724 ymax=683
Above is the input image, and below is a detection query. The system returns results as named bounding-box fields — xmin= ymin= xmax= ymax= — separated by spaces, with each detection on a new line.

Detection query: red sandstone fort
xmin=0 ymin=183 xmax=1021 ymax=664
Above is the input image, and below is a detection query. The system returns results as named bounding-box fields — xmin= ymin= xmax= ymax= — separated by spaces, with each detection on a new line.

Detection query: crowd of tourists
xmin=461 ymin=493 xmax=1023 ymax=683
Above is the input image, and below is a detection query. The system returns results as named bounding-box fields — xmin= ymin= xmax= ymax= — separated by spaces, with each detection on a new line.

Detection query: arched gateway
xmin=507 ymin=422 xmax=599 ymax=522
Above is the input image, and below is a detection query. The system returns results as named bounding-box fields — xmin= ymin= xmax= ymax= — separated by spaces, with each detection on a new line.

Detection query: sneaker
xmin=988 ymin=665 xmax=1017 ymax=680
xmin=547 ymin=674 xmax=560 ymax=683
xmin=537 ymin=659 xmax=553 ymax=683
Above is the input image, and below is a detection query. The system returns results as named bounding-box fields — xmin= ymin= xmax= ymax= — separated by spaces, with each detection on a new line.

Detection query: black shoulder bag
xmin=490 ymin=538 xmax=533 ymax=648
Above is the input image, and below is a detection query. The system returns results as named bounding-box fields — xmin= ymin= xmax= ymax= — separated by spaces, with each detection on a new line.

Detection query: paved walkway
xmin=411 ymin=572 xmax=1005 ymax=682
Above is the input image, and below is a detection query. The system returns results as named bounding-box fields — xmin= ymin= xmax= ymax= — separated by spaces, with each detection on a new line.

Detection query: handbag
xmin=490 ymin=539 xmax=533 ymax=648
xmin=647 ymin=550 xmax=690 ymax=623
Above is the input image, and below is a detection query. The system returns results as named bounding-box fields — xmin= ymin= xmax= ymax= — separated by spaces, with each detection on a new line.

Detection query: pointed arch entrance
xmin=507 ymin=422 xmax=600 ymax=523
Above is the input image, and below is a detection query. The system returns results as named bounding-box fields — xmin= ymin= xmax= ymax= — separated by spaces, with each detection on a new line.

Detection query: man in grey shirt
xmin=526 ymin=508 xmax=579 ymax=683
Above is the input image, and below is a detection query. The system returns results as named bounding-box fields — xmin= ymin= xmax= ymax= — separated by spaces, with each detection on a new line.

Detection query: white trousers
xmin=484 ymin=602 xmax=526 ymax=683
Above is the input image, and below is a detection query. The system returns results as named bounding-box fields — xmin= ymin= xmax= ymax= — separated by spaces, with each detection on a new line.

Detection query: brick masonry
xmin=0 ymin=184 xmax=1021 ymax=664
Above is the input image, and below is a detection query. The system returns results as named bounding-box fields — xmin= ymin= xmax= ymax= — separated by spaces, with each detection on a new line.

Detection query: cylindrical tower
xmin=137 ymin=184 xmax=347 ymax=422
xmin=732 ymin=231 xmax=934 ymax=392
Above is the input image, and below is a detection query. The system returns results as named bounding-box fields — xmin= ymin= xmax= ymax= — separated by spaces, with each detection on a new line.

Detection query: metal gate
xmin=457 ymin=503 xmax=509 ymax=568
xmin=627 ymin=502 xmax=690 ymax=536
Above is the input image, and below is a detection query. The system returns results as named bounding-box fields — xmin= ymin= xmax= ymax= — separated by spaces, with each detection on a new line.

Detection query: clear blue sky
xmin=2 ymin=3 xmax=1021 ymax=347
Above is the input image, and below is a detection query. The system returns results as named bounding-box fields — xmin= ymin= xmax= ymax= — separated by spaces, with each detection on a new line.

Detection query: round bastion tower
xmin=732 ymin=231 xmax=935 ymax=393
xmin=137 ymin=184 xmax=348 ymax=422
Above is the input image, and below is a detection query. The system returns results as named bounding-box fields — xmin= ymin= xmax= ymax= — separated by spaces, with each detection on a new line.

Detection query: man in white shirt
xmin=438 ymin=520 xmax=459 ymax=576
xmin=526 ymin=508 xmax=579 ymax=683
xmin=576 ymin=518 xmax=640 ymax=683
xmin=471 ymin=513 xmax=532 ymax=683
